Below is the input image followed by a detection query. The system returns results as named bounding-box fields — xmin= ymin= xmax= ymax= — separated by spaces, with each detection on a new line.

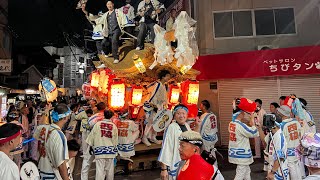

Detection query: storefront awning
xmin=193 ymin=45 xmax=320 ymax=80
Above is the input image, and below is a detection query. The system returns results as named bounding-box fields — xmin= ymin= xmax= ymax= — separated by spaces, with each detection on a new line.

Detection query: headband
xmin=51 ymin=108 xmax=72 ymax=123
xmin=179 ymin=136 xmax=203 ymax=147
xmin=0 ymin=130 xmax=21 ymax=144
xmin=173 ymin=106 xmax=188 ymax=115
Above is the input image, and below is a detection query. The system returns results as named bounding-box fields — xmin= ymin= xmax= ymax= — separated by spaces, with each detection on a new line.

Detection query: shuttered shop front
xmin=217 ymin=75 xmax=320 ymax=147
xmin=279 ymin=75 xmax=320 ymax=132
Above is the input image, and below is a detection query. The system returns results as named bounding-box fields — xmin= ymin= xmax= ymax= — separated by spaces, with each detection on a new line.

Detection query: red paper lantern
xmin=90 ymin=71 xmax=100 ymax=88
xmin=181 ymin=80 xmax=199 ymax=105
xmin=129 ymin=85 xmax=144 ymax=119
xmin=108 ymin=79 xmax=126 ymax=110
xmin=168 ymin=84 xmax=180 ymax=105
xmin=130 ymin=85 xmax=143 ymax=106
xmin=181 ymin=80 xmax=199 ymax=118
xmin=98 ymin=69 xmax=115 ymax=95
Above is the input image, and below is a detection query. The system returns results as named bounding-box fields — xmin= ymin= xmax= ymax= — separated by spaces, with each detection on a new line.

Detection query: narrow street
xmin=73 ymin=149 xmax=267 ymax=180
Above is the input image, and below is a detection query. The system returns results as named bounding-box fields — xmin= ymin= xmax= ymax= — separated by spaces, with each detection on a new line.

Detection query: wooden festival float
xmin=82 ymin=11 xmax=201 ymax=173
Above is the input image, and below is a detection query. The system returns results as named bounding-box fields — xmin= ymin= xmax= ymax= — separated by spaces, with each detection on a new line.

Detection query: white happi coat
xmin=87 ymin=112 xmax=105 ymax=130
xmin=75 ymin=110 xmax=89 ymax=132
xmin=34 ymin=124 xmax=72 ymax=180
xmin=158 ymin=122 xmax=191 ymax=179
xmin=116 ymin=119 xmax=139 ymax=158
xmin=86 ymin=119 xmax=118 ymax=159
xmin=228 ymin=119 xmax=259 ymax=165
xmin=95 ymin=9 xmax=127 ymax=37
xmin=0 ymin=151 xmax=20 ymax=180
xmin=145 ymin=81 xmax=168 ymax=110
xmin=265 ymin=130 xmax=289 ymax=180
xmin=199 ymin=112 xmax=218 ymax=152
xmin=301 ymin=109 xmax=316 ymax=134
xmin=120 ymin=4 xmax=135 ymax=26
xmin=280 ymin=118 xmax=302 ymax=162
xmin=144 ymin=81 xmax=168 ymax=128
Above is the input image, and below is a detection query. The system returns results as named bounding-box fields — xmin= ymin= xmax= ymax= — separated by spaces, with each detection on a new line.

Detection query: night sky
xmin=7 ymin=0 xmax=173 ymax=76
xmin=9 ymin=0 xmax=172 ymax=47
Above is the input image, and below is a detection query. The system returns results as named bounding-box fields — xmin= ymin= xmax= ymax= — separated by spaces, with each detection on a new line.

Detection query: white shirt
xmin=117 ymin=119 xmax=139 ymax=158
xmin=86 ymin=119 xmax=118 ymax=159
xmin=0 ymin=151 xmax=20 ymax=180
xmin=34 ymin=124 xmax=72 ymax=180
xmin=280 ymin=118 xmax=302 ymax=162
xmin=265 ymin=129 xmax=289 ymax=179
xmin=158 ymin=122 xmax=191 ymax=179
xmin=228 ymin=119 xmax=259 ymax=165
xmin=199 ymin=112 xmax=218 ymax=152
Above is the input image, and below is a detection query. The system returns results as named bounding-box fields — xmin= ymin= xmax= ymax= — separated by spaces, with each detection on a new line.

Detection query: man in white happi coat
xmin=142 ymin=69 xmax=171 ymax=146
xmin=120 ymin=0 xmax=135 ymax=36
xmin=0 ymin=123 xmax=22 ymax=180
xmin=298 ymin=98 xmax=316 ymax=178
xmin=195 ymin=100 xmax=219 ymax=167
xmin=116 ymin=113 xmax=140 ymax=160
xmin=33 ymin=103 xmax=72 ymax=180
xmin=81 ymin=102 xmax=106 ymax=180
xmin=76 ymin=108 xmax=93 ymax=159
xmin=298 ymin=98 xmax=316 ymax=134
xmin=86 ymin=110 xmax=118 ymax=180
xmin=278 ymin=105 xmax=302 ymax=180
xmin=135 ymin=0 xmax=165 ymax=50
xmin=158 ymin=104 xmax=191 ymax=180
xmin=228 ymin=98 xmax=259 ymax=180
xmin=256 ymin=113 xmax=289 ymax=180
xmin=95 ymin=0 xmax=127 ymax=63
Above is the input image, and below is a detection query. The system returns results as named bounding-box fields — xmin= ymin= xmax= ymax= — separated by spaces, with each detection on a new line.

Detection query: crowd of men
xmin=0 ymin=100 xmax=222 ymax=179
xmin=228 ymin=96 xmax=319 ymax=180
xmin=0 ymin=69 xmax=223 ymax=180
xmin=82 ymin=0 xmax=177 ymax=64
xmin=0 ymin=76 xmax=319 ymax=180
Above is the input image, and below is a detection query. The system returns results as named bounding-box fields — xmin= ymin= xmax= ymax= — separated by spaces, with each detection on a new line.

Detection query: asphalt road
xmin=73 ymin=149 xmax=268 ymax=180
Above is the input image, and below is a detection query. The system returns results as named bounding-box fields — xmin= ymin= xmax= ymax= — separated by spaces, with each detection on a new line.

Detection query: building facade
xmin=48 ymin=46 xmax=92 ymax=96
xmin=196 ymin=0 xmax=320 ymax=55
xmin=193 ymin=0 xmax=320 ymax=146
xmin=0 ymin=0 xmax=11 ymax=60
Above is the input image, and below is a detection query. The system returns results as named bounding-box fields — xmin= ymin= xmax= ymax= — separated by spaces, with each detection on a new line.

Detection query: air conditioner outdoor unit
xmin=257 ymin=45 xmax=278 ymax=50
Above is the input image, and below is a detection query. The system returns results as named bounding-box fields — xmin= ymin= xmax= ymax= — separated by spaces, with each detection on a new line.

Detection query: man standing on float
xmin=142 ymin=69 xmax=171 ymax=146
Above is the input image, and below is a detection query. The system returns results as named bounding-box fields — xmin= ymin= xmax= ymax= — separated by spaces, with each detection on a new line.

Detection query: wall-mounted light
xmin=79 ymin=68 xmax=84 ymax=74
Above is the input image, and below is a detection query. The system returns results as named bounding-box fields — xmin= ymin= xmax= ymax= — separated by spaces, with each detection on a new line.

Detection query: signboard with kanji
xmin=194 ymin=45 xmax=320 ymax=80
xmin=0 ymin=59 xmax=11 ymax=73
